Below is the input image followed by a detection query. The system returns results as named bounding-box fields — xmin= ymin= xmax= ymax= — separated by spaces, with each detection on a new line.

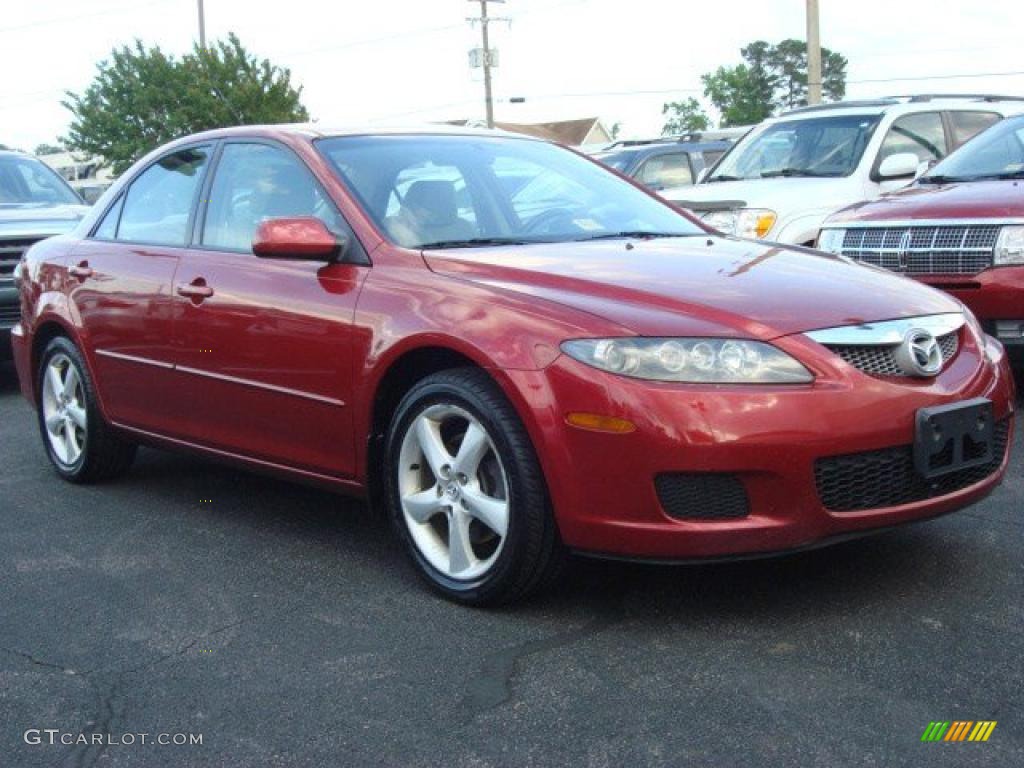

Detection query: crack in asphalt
xmin=461 ymin=599 xmax=626 ymax=719
xmin=4 ymin=602 xmax=315 ymax=768
xmin=0 ymin=646 xmax=84 ymax=676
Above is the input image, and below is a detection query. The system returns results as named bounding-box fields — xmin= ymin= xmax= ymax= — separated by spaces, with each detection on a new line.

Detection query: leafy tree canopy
xmin=34 ymin=143 xmax=64 ymax=156
xmin=661 ymin=97 xmax=711 ymax=135
xmin=699 ymin=39 xmax=847 ymax=126
xmin=63 ymin=34 xmax=308 ymax=174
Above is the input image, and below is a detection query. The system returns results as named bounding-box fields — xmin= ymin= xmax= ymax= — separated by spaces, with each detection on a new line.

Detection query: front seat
xmin=387 ymin=179 xmax=475 ymax=246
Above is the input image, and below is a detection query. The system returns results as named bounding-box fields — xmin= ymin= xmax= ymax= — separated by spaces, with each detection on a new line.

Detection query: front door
xmin=69 ymin=145 xmax=212 ymax=434
xmin=170 ymin=141 xmax=366 ymax=478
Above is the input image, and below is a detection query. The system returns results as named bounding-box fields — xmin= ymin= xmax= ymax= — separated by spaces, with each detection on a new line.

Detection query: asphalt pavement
xmin=1 ymin=361 xmax=1021 ymax=768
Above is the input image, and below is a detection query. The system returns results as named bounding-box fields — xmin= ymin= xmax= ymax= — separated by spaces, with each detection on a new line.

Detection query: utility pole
xmin=197 ymin=0 xmax=207 ymax=49
xmin=467 ymin=0 xmax=507 ymax=129
xmin=806 ymin=0 xmax=822 ymax=104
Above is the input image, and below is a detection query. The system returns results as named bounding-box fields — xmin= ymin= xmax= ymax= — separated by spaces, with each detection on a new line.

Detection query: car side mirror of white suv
xmin=878 ymin=152 xmax=920 ymax=180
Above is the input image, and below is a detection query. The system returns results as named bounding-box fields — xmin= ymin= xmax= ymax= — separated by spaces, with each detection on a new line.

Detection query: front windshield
xmin=708 ymin=114 xmax=882 ymax=181
xmin=0 ymin=154 xmax=82 ymax=207
xmin=316 ymin=135 xmax=703 ymax=248
xmin=922 ymin=115 xmax=1024 ymax=182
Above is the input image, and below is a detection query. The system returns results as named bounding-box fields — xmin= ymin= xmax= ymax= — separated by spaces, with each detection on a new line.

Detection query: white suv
xmin=668 ymin=95 xmax=1024 ymax=245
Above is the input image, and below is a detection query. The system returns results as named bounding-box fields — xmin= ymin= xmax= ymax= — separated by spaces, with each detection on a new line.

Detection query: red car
xmin=819 ymin=113 xmax=1024 ymax=367
xmin=11 ymin=125 xmax=1016 ymax=604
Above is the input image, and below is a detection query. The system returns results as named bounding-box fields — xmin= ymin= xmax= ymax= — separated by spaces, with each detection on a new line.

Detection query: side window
xmin=949 ymin=111 xmax=1001 ymax=147
xmin=635 ymin=153 xmax=693 ymax=189
xmin=702 ymin=150 xmax=725 ymax=169
xmin=202 ymin=143 xmax=342 ymax=251
xmin=93 ymin=195 xmax=123 ymax=239
xmin=117 ymin=146 xmax=211 ymax=246
xmin=878 ymin=113 xmax=946 ymax=166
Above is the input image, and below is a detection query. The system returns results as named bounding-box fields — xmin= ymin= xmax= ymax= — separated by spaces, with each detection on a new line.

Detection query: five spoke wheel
xmin=40 ymin=353 xmax=87 ymax=466
xmin=398 ymin=404 xmax=510 ymax=581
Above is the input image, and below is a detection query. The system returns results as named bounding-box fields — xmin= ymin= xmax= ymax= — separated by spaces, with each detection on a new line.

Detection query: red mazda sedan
xmin=10 ymin=125 xmax=1016 ymax=604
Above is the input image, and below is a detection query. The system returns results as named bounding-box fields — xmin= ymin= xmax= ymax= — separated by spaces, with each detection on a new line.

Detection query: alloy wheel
xmin=41 ymin=353 xmax=87 ymax=466
xmin=397 ymin=403 xmax=510 ymax=581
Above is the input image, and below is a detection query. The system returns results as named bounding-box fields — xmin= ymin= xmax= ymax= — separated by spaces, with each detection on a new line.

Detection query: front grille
xmin=814 ymin=418 xmax=1010 ymax=512
xmin=655 ymin=473 xmax=750 ymax=520
xmin=0 ymin=238 xmax=44 ymax=283
xmin=826 ymin=330 xmax=959 ymax=377
xmin=840 ymin=225 xmax=1000 ymax=275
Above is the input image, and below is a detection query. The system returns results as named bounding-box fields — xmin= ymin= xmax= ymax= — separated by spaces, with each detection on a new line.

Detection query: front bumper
xmin=919 ymin=268 xmax=1024 ymax=351
xmin=504 ymin=330 xmax=1015 ymax=560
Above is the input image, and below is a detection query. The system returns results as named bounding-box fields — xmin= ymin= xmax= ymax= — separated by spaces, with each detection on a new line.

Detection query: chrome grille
xmin=826 ymin=330 xmax=959 ymax=377
xmin=0 ymin=238 xmax=44 ymax=284
xmin=840 ymin=225 xmax=1000 ymax=274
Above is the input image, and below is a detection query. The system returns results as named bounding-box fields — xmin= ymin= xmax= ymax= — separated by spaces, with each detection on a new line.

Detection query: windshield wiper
xmin=922 ymin=170 xmax=1024 ymax=184
xmin=419 ymin=237 xmax=539 ymax=249
xmin=705 ymin=174 xmax=743 ymax=183
xmin=759 ymin=168 xmax=840 ymax=178
xmin=574 ymin=231 xmax=688 ymax=241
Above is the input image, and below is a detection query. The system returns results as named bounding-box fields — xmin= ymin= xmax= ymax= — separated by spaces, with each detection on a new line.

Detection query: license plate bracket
xmin=914 ymin=398 xmax=993 ymax=480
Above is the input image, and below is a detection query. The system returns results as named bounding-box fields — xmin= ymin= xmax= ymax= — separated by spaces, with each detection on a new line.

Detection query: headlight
xmin=702 ymin=209 xmax=777 ymax=239
xmin=561 ymin=338 xmax=813 ymax=384
xmin=816 ymin=228 xmax=845 ymax=254
xmin=995 ymin=225 xmax=1024 ymax=265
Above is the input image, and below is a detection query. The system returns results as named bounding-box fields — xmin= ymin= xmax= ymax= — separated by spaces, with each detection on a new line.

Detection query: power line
xmin=848 ymin=70 xmax=1024 ymax=84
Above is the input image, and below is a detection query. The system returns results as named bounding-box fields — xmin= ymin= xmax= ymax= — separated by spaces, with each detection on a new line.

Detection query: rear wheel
xmin=384 ymin=368 xmax=564 ymax=605
xmin=37 ymin=336 xmax=136 ymax=483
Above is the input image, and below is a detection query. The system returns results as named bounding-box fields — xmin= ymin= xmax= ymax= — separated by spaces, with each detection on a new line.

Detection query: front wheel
xmin=384 ymin=368 xmax=564 ymax=605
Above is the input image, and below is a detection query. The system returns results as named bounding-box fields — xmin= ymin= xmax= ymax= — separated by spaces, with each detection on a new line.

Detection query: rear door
xmin=69 ymin=144 xmax=212 ymax=433
xmin=168 ymin=140 xmax=366 ymax=477
xmin=946 ymin=110 xmax=1002 ymax=149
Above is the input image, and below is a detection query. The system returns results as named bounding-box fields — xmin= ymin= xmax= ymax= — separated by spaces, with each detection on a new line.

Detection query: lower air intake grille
xmin=655 ymin=473 xmax=750 ymax=520
xmin=814 ymin=418 xmax=1010 ymax=512
xmin=827 ymin=330 xmax=959 ymax=377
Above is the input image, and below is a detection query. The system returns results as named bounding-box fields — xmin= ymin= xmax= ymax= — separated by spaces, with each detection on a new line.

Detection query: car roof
xmin=178 ymin=122 xmax=546 ymax=143
xmin=773 ymin=95 xmax=1024 ymax=123
xmin=594 ymin=139 xmax=734 ymax=157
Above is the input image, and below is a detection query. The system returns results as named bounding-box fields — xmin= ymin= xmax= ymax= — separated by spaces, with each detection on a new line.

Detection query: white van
xmin=668 ymin=95 xmax=1024 ymax=245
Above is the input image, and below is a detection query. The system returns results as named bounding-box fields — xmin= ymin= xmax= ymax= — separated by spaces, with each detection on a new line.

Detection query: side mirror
xmin=877 ymin=152 xmax=920 ymax=180
xmin=252 ymin=217 xmax=344 ymax=261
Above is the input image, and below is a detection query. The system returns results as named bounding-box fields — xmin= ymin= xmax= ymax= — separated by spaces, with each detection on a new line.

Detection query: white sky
xmin=2 ymin=0 xmax=1024 ymax=152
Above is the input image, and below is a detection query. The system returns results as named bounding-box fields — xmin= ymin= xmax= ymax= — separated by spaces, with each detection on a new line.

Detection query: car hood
xmin=423 ymin=236 xmax=959 ymax=339
xmin=0 ymin=204 xmax=89 ymax=238
xmin=665 ymin=177 xmax=861 ymax=214
xmin=826 ymin=179 xmax=1024 ymax=223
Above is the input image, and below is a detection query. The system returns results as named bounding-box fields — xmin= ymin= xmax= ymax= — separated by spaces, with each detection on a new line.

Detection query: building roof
xmin=445 ymin=117 xmax=611 ymax=145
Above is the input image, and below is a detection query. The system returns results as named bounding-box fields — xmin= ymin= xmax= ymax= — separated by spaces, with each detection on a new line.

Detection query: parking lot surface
xmin=1 ymin=363 xmax=1021 ymax=767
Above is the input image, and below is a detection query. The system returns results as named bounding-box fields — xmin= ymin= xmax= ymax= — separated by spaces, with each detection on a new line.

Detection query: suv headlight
xmin=816 ymin=228 xmax=845 ymax=254
xmin=702 ymin=209 xmax=777 ymax=239
xmin=561 ymin=338 xmax=813 ymax=384
xmin=995 ymin=225 xmax=1024 ymax=265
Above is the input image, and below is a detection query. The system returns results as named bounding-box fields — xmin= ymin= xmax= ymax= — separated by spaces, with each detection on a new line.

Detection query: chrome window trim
xmin=805 ymin=313 xmax=965 ymax=346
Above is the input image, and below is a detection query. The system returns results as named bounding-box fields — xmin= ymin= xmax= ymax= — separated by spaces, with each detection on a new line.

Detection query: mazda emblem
xmin=894 ymin=329 xmax=943 ymax=377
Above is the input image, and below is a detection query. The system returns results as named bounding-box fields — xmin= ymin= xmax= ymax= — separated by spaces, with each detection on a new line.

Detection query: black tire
xmin=384 ymin=368 xmax=565 ymax=605
xmin=36 ymin=336 xmax=136 ymax=483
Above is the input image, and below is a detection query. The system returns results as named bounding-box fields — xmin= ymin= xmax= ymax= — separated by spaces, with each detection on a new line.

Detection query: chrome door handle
xmin=69 ymin=262 xmax=93 ymax=278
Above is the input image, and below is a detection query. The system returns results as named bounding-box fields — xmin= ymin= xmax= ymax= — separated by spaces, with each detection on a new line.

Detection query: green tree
xmin=701 ymin=39 xmax=848 ymax=125
xmin=660 ymin=97 xmax=710 ymax=135
xmin=766 ymin=38 xmax=847 ymax=110
xmin=63 ymin=34 xmax=308 ymax=174
xmin=33 ymin=143 xmax=64 ymax=156
xmin=701 ymin=65 xmax=774 ymax=126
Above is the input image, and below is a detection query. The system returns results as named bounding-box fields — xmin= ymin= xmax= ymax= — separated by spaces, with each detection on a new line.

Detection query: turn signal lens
xmin=565 ymin=412 xmax=637 ymax=434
